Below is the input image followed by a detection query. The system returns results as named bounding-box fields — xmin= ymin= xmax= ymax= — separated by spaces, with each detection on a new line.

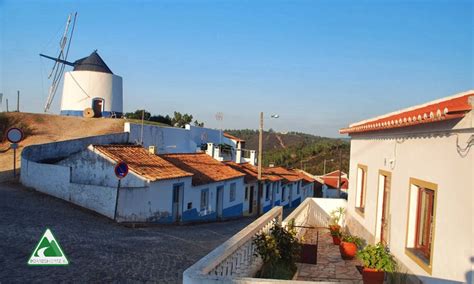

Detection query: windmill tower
xmin=41 ymin=13 xmax=123 ymax=118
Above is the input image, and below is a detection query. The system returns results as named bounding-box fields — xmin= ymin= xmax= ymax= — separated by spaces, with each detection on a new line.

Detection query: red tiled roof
xmin=224 ymin=162 xmax=282 ymax=183
xmin=295 ymin=171 xmax=316 ymax=185
xmin=324 ymin=170 xmax=347 ymax=178
xmin=340 ymin=90 xmax=473 ymax=134
xmin=160 ymin=153 xmax=245 ymax=186
xmin=264 ymin=167 xmax=303 ymax=184
xmin=321 ymin=176 xmax=349 ymax=190
xmin=94 ymin=145 xmax=193 ymax=181
xmin=223 ymin=133 xmax=245 ymax=142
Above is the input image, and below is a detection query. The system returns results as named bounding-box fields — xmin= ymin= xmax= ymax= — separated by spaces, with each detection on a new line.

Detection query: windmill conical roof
xmin=73 ymin=50 xmax=113 ymax=74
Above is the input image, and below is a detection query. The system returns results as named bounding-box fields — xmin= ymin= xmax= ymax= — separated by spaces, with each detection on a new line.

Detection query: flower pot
xmin=339 ymin=241 xmax=357 ymax=260
xmin=329 ymin=224 xmax=341 ymax=232
xmin=362 ymin=268 xmax=385 ymax=284
xmin=332 ymin=235 xmax=341 ymax=245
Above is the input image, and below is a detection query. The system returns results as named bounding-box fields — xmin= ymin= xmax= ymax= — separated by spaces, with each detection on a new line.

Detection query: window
xmin=200 ymin=189 xmax=209 ymax=211
xmin=187 ymin=202 xmax=192 ymax=210
xmin=265 ymin=184 xmax=270 ymax=201
xmin=297 ymin=182 xmax=300 ymax=195
xmin=245 ymin=186 xmax=249 ymax=201
xmin=355 ymin=164 xmax=368 ymax=214
xmin=282 ymin=186 xmax=286 ymax=201
xmin=274 ymin=183 xmax=278 ymax=194
xmin=230 ymin=183 xmax=236 ymax=202
xmin=405 ymin=178 xmax=437 ymax=274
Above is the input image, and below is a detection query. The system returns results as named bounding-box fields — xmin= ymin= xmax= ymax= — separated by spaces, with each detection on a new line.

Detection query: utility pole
xmin=17 ymin=90 xmax=20 ymax=112
xmin=257 ymin=112 xmax=263 ymax=215
xmin=338 ymin=146 xmax=342 ymax=198
xmin=6 ymin=99 xmax=9 ymax=112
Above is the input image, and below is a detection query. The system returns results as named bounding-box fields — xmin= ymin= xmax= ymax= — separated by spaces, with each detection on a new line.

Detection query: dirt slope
xmin=0 ymin=112 xmax=124 ymax=180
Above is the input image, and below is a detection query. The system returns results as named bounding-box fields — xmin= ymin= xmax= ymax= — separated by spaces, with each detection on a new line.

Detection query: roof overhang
xmin=340 ymin=90 xmax=473 ymax=135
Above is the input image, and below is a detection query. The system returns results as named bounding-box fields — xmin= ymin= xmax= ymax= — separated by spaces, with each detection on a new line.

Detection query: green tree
xmin=194 ymin=120 xmax=204 ymax=127
xmin=172 ymin=111 xmax=193 ymax=127
xmin=125 ymin=109 xmax=151 ymax=120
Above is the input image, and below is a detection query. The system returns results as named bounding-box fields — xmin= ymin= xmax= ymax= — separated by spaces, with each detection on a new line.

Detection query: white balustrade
xmin=183 ymin=198 xmax=347 ymax=284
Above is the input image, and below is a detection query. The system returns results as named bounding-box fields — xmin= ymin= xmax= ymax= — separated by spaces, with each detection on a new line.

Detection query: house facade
xmin=340 ymin=90 xmax=474 ymax=283
xmin=56 ymin=145 xmax=245 ymax=223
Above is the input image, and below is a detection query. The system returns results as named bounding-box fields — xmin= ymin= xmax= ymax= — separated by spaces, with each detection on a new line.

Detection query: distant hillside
xmin=225 ymin=129 xmax=350 ymax=175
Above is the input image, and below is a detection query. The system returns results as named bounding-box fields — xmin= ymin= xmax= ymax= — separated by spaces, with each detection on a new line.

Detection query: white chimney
xmin=148 ymin=145 xmax=156 ymax=154
xmin=236 ymin=149 xmax=242 ymax=163
xmin=213 ymin=145 xmax=222 ymax=161
xmin=249 ymin=150 xmax=256 ymax=166
xmin=206 ymin=143 xmax=214 ymax=157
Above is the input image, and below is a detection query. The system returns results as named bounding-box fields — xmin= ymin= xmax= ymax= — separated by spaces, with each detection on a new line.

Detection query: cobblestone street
xmin=0 ymin=182 xmax=255 ymax=283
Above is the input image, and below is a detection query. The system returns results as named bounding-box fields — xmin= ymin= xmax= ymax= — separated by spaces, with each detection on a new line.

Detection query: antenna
xmin=41 ymin=12 xmax=77 ymax=113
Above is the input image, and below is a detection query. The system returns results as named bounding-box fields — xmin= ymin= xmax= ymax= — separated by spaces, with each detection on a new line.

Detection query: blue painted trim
xmin=146 ymin=214 xmax=173 ymax=224
xmin=60 ymin=110 xmax=123 ymax=118
xmin=274 ymin=200 xmax=281 ymax=206
xmin=222 ymin=203 xmax=243 ymax=218
xmin=182 ymin=208 xmax=217 ymax=222
xmin=291 ymin=197 xmax=301 ymax=208
xmin=263 ymin=204 xmax=272 ymax=213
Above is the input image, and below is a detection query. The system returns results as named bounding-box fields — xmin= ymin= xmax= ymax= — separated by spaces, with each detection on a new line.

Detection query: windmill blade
xmin=43 ymin=12 xmax=77 ymax=113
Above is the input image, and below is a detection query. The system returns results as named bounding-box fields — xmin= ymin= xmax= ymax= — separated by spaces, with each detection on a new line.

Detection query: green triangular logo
xmin=28 ymin=228 xmax=69 ymax=266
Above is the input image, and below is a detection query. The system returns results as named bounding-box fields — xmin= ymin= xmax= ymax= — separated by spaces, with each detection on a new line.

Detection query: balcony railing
xmin=183 ymin=198 xmax=347 ymax=283
xmin=183 ymin=207 xmax=283 ymax=283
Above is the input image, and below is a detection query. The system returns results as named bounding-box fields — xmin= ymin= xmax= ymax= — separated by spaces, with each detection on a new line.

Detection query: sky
xmin=0 ymin=0 xmax=472 ymax=137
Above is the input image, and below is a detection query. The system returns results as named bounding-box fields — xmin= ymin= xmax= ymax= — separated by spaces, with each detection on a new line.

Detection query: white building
xmin=60 ymin=51 xmax=123 ymax=118
xmin=339 ymin=90 xmax=474 ymax=283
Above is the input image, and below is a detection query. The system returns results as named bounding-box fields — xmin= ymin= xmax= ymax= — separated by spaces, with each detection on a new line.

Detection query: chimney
xmin=213 ymin=145 xmax=222 ymax=161
xmin=148 ymin=146 xmax=156 ymax=155
xmin=249 ymin=150 xmax=256 ymax=166
xmin=236 ymin=149 xmax=242 ymax=164
xmin=206 ymin=143 xmax=214 ymax=157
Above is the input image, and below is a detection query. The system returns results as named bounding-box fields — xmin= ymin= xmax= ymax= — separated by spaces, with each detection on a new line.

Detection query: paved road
xmin=0 ymin=182 xmax=256 ymax=283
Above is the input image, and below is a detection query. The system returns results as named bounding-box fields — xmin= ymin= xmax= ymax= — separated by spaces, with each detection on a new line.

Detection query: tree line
xmin=124 ymin=110 xmax=204 ymax=128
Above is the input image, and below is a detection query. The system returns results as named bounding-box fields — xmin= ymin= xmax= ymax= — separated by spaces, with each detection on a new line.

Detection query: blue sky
xmin=0 ymin=0 xmax=472 ymax=137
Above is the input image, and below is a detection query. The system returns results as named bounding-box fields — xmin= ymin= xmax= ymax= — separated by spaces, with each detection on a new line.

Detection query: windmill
xmin=41 ymin=12 xmax=77 ymax=113
xmin=40 ymin=13 xmax=123 ymax=118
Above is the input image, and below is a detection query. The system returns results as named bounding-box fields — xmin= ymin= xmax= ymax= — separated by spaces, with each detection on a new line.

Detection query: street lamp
xmin=257 ymin=112 xmax=279 ymax=215
xmin=323 ymin=159 xmax=334 ymax=175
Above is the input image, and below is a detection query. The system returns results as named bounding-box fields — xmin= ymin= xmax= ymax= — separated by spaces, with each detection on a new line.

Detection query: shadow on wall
xmin=388 ymin=257 xmax=473 ymax=284
xmin=0 ymin=169 xmax=16 ymax=183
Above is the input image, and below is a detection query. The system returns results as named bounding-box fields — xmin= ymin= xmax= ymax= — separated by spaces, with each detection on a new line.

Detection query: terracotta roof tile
xmin=223 ymin=133 xmax=245 ymax=142
xmin=160 ymin=153 xmax=245 ymax=186
xmin=224 ymin=162 xmax=282 ymax=183
xmin=94 ymin=145 xmax=193 ymax=181
xmin=264 ymin=167 xmax=303 ymax=184
xmin=340 ymin=90 xmax=474 ymax=134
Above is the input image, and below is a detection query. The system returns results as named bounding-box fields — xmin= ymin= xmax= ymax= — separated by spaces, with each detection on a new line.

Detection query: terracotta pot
xmin=339 ymin=241 xmax=357 ymax=260
xmin=332 ymin=235 xmax=341 ymax=245
xmin=362 ymin=267 xmax=385 ymax=284
xmin=329 ymin=224 xmax=341 ymax=232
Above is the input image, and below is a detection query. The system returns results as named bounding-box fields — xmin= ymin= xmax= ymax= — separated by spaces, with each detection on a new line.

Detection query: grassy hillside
xmin=226 ymin=129 xmax=350 ymax=175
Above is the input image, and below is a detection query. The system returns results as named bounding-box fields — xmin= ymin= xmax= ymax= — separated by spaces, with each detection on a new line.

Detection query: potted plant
xmin=328 ymin=207 xmax=345 ymax=244
xmin=339 ymin=233 xmax=363 ymax=260
xmin=253 ymin=220 xmax=301 ymax=279
xmin=357 ymin=243 xmax=397 ymax=284
xmin=330 ymin=229 xmax=342 ymax=245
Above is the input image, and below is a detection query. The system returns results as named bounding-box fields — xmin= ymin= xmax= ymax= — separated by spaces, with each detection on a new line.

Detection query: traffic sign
xmin=6 ymin=127 xmax=23 ymax=143
xmin=114 ymin=162 xmax=128 ymax=179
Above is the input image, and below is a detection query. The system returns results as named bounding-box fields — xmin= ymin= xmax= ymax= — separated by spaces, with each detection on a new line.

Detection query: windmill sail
xmin=42 ymin=12 xmax=77 ymax=113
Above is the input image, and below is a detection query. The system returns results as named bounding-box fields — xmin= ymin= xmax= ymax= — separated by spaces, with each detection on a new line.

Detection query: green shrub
xmin=357 ymin=243 xmax=397 ymax=272
xmin=341 ymin=233 xmax=364 ymax=248
xmin=253 ymin=220 xmax=301 ymax=279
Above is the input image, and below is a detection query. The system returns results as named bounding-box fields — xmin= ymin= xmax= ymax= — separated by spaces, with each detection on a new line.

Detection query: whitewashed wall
xmin=125 ymin=123 xmax=225 ymax=154
xmin=346 ymin=114 xmax=473 ymax=283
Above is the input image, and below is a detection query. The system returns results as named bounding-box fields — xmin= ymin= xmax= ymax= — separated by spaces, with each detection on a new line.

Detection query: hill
xmin=225 ymin=129 xmax=350 ymax=175
xmin=0 ymin=112 xmax=125 ymax=181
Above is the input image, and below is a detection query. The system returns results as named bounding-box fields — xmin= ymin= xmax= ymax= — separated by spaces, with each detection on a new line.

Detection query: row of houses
xmin=21 ymin=125 xmax=315 ymax=224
